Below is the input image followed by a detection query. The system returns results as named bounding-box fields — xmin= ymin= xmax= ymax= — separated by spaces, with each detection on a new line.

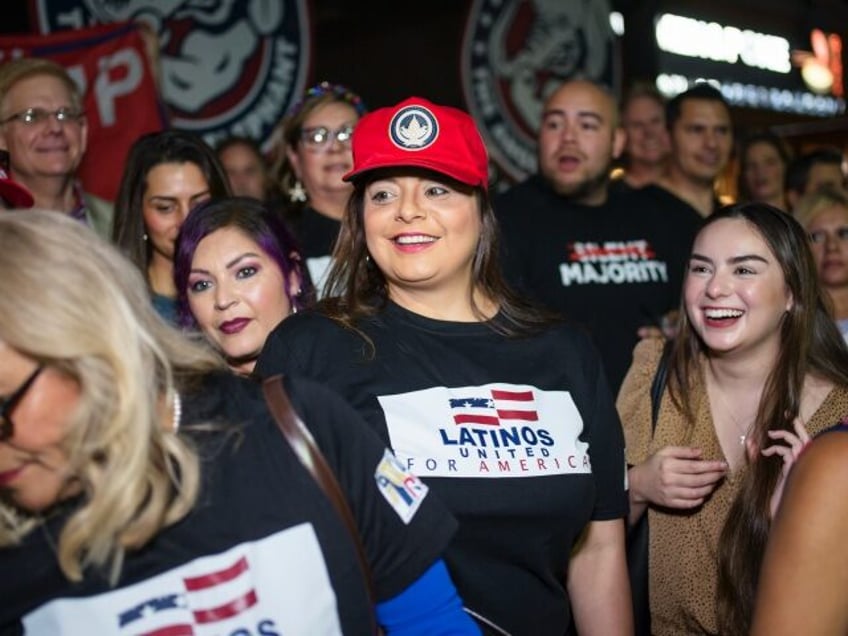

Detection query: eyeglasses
xmin=299 ymin=125 xmax=354 ymax=149
xmin=0 ymin=366 xmax=43 ymax=441
xmin=0 ymin=107 xmax=84 ymax=127
xmin=810 ymin=227 xmax=848 ymax=244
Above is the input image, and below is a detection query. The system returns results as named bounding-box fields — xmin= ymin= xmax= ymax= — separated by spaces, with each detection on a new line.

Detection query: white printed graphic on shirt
xmin=24 ymin=524 xmax=344 ymax=635
xmin=378 ymin=383 xmax=589 ymax=478
xmin=559 ymin=240 xmax=668 ymax=287
xmin=307 ymin=255 xmax=333 ymax=298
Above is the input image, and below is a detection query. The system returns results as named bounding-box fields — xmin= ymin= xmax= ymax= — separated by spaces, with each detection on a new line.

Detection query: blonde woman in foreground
xmin=0 ymin=210 xmax=478 ymax=635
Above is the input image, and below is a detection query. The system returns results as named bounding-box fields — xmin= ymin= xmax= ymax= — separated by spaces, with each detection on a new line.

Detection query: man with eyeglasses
xmin=0 ymin=57 xmax=112 ymax=238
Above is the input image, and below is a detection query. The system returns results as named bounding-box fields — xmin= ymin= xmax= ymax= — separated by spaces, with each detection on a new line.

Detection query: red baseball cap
xmin=343 ymin=96 xmax=489 ymax=189
xmin=0 ymin=167 xmax=33 ymax=208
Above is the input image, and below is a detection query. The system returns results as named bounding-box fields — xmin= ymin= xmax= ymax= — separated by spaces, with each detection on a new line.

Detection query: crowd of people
xmin=0 ymin=49 xmax=847 ymax=636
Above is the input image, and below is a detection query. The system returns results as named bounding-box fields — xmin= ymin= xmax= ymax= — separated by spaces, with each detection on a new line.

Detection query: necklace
xmin=172 ymin=391 xmax=182 ymax=432
xmin=708 ymin=380 xmax=757 ymax=446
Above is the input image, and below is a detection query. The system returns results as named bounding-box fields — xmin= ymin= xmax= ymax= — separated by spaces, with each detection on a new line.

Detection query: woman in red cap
xmin=257 ymin=97 xmax=631 ymax=635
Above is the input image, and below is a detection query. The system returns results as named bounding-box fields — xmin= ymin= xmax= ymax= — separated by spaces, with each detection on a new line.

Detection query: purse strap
xmin=261 ymin=375 xmax=377 ymax=626
xmin=650 ymin=340 xmax=673 ymax=432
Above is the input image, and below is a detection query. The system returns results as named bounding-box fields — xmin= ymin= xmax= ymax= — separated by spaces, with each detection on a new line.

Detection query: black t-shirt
xmin=288 ymin=206 xmax=341 ymax=297
xmin=257 ymin=304 xmax=628 ymax=635
xmin=636 ymin=182 xmax=723 ymax=219
xmin=495 ymin=175 xmax=702 ymax=392
xmin=0 ymin=373 xmax=455 ymax=635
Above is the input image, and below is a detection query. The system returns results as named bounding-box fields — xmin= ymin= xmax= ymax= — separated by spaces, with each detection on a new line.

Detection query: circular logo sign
xmin=389 ymin=105 xmax=439 ymax=151
xmin=36 ymin=0 xmax=310 ymax=150
xmin=461 ymin=0 xmax=618 ymax=183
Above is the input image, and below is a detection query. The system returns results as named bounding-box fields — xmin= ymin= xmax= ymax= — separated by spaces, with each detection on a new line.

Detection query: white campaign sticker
xmin=379 ymin=383 xmax=590 ymax=478
xmin=374 ymin=449 xmax=429 ymax=524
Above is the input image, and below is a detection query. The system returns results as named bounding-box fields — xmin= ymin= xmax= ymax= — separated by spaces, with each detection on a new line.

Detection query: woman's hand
xmin=760 ymin=417 xmax=811 ymax=519
xmin=631 ymin=446 xmax=727 ymax=509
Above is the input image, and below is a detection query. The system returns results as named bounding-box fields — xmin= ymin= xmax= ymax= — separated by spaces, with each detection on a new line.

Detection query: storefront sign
xmin=654 ymin=12 xmax=845 ymax=117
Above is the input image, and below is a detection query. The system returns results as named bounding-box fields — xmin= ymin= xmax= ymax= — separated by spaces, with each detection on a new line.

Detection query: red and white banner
xmin=0 ymin=21 xmax=166 ymax=202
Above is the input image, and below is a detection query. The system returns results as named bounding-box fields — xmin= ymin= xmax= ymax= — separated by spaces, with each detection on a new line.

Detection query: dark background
xmin=4 ymin=1 xmax=848 ymax=157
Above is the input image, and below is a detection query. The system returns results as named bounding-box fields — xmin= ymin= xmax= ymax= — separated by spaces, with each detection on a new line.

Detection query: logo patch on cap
xmin=389 ymin=105 xmax=439 ymax=151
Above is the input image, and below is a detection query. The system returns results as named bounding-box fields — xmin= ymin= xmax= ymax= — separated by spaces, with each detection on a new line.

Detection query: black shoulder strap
xmin=649 ymin=341 xmax=673 ymax=432
xmin=262 ymin=375 xmax=377 ymax=632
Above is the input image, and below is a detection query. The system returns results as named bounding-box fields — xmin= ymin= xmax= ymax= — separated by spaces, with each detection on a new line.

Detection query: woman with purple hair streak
xmin=174 ymin=196 xmax=315 ymax=375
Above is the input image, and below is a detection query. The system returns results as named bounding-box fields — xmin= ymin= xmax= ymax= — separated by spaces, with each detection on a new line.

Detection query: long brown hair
xmin=112 ymin=130 xmax=231 ymax=284
xmin=320 ymin=169 xmax=554 ymax=338
xmin=665 ymin=204 xmax=848 ymax=634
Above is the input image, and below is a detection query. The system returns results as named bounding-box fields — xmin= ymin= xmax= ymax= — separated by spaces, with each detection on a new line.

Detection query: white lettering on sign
xmin=95 ymin=48 xmax=143 ymax=126
xmin=656 ymin=74 xmax=846 ymax=117
xmin=655 ymin=13 xmax=790 ymax=74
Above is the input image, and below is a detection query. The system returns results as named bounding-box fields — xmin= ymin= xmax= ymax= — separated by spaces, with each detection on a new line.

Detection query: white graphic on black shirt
xmin=560 ymin=240 xmax=669 ymax=287
xmin=379 ymin=383 xmax=590 ymax=478
xmin=24 ymin=526 xmax=342 ymax=635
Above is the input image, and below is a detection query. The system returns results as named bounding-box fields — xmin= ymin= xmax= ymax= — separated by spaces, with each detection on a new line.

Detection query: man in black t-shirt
xmin=495 ymin=79 xmax=701 ymax=392
xmin=653 ymin=83 xmax=733 ymax=219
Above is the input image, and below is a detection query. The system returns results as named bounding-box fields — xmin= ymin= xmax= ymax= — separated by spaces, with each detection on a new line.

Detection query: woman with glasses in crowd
xmin=795 ymin=186 xmax=848 ymax=343
xmin=113 ymin=130 xmax=231 ymax=323
xmin=0 ymin=210 xmax=479 ymax=635
xmin=274 ymin=81 xmax=366 ymax=296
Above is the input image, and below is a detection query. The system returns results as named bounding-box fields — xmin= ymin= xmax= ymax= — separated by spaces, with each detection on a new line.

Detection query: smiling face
xmin=363 ymin=173 xmax=482 ymax=307
xmin=537 ymin=80 xmax=625 ymax=205
xmin=684 ymin=218 xmax=792 ymax=362
xmin=286 ymin=101 xmax=359 ymax=203
xmin=807 ymin=204 xmax=848 ymax=288
xmin=622 ymin=94 xmax=670 ymax=166
xmin=143 ymin=162 xmax=211 ymax=266
xmin=187 ymin=226 xmax=294 ymax=374
xmin=0 ymin=74 xmax=88 ymax=185
xmin=0 ymin=342 xmax=79 ymax=513
xmin=669 ymin=98 xmax=733 ymax=187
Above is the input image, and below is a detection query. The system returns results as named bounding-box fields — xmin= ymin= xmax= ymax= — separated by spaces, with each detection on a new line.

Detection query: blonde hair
xmin=0 ymin=57 xmax=83 ymax=113
xmin=0 ymin=210 xmax=222 ymax=583
xmin=793 ymin=185 xmax=848 ymax=230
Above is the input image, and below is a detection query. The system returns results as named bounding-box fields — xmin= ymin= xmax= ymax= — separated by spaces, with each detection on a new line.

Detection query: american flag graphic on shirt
xmin=379 ymin=383 xmax=590 ymax=478
xmin=449 ymin=389 xmax=538 ymax=426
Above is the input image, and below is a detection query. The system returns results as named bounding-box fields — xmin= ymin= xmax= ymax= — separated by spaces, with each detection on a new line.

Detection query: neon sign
xmin=655 ymin=14 xmax=790 ymax=74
